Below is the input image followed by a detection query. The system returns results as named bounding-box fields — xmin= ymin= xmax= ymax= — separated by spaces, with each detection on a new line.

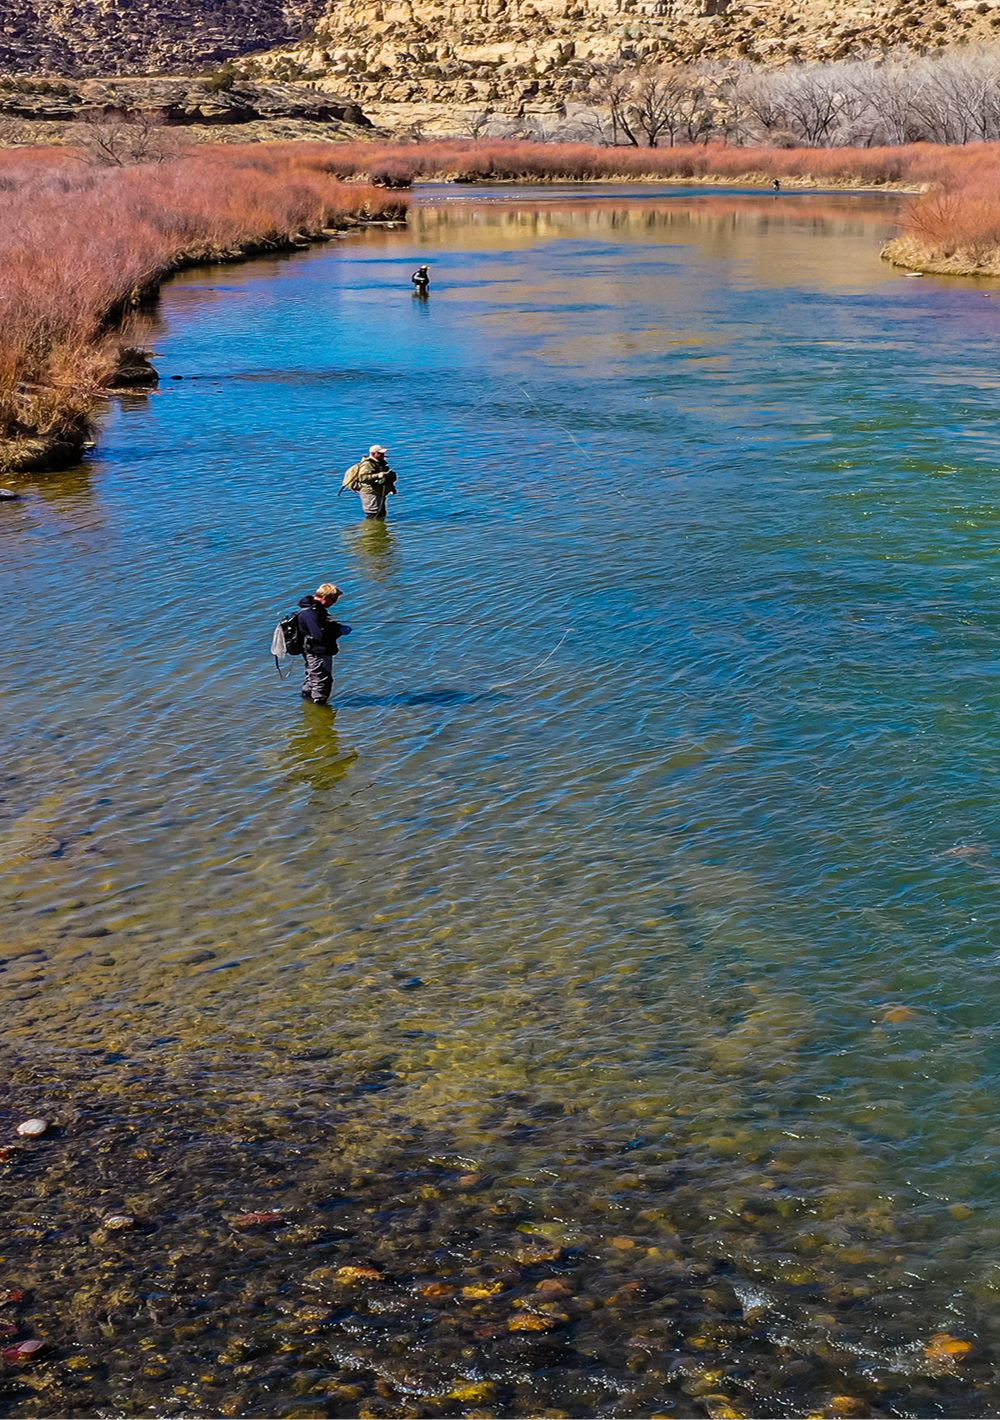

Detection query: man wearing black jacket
xmin=297 ymin=582 xmax=349 ymax=705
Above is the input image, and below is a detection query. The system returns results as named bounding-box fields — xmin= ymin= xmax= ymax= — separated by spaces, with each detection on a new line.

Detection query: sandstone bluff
xmin=5 ymin=0 xmax=1000 ymax=133
xmin=266 ymin=0 xmax=1000 ymax=132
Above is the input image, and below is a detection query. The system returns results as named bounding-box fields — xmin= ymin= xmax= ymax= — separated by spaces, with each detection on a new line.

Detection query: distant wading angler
xmin=411 ymin=264 xmax=430 ymax=295
xmin=341 ymin=444 xmax=398 ymax=520
xmin=297 ymin=582 xmax=349 ymax=705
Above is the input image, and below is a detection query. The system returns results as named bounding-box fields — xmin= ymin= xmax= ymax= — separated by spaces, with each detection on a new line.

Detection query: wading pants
xmin=359 ymin=486 xmax=387 ymax=519
xmin=302 ymin=652 xmax=333 ymax=703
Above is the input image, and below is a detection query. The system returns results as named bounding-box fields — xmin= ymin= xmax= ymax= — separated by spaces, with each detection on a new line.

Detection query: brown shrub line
xmin=0 ymin=143 xmax=407 ymax=474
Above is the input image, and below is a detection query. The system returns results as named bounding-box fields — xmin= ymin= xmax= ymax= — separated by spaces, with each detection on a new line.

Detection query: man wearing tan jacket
xmin=342 ymin=444 xmax=398 ymax=520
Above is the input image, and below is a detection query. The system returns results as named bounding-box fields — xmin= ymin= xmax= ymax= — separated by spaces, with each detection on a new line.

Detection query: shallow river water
xmin=4 ymin=186 xmax=1000 ymax=1417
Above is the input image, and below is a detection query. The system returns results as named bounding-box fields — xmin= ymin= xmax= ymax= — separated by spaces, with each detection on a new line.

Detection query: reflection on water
xmin=347 ymin=518 xmax=401 ymax=584
xmin=283 ymin=707 xmax=359 ymax=795
xmin=5 ymin=185 xmax=1000 ymax=1412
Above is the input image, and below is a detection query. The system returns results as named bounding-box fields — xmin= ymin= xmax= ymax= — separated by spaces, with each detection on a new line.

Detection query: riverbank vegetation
xmin=587 ymin=48 xmax=1000 ymax=150
xmin=0 ymin=143 xmax=406 ymax=474
xmin=351 ymin=136 xmax=1000 ymax=274
xmin=348 ymin=136 xmax=999 ymax=189
xmin=5 ymin=118 xmax=997 ymax=476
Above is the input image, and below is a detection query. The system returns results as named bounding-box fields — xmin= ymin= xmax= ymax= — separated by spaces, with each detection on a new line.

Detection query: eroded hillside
xmin=6 ymin=0 xmax=1000 ymax=136
xmin=256 ymin=0 xmax=1000 ymax=132
xmin=0 ymin=0 xmax=326 ymax=75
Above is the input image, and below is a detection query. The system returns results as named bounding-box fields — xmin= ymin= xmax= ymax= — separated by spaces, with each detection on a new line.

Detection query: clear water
xmin=5 ymin=184 xmax=1000 ymax=1362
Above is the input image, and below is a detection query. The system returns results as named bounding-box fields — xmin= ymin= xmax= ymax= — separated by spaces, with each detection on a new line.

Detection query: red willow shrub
xmin=897 ymin=156 xmax=1000 ymax=259
xmin=313 ymin=137 xmax=995 ymax=188
xmin=0 ymin=143 xmax=406 ymax=460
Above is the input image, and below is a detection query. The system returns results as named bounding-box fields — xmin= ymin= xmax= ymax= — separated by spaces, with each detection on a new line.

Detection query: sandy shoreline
xmin=427 ymin=174 xmax=924 ymax=192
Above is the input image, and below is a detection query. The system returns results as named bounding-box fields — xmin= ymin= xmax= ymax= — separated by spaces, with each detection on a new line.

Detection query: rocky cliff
xmin=246 ymin=0 xmax=1000 ymax=135
xmin=0 ymin=75 xmax=368 ymax=124
xmin=5 ymin=0 xmax=999 ymax=135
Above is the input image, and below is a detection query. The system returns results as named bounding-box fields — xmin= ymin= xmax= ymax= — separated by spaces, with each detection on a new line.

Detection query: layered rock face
xmin=0 ymin=0 xmax=326 ymax=76
xmin=0 ymin=76 xmax=370 ymax=131
xmin=6 ymin=0 xmax=999 ymax=132
xmin=247 ymin=0 xmax=1000 ymax=132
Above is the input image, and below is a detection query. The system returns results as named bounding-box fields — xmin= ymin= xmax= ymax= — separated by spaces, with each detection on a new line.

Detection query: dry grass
xmin=8 ymin=134 xmax=996 ymax=464
xmin=0 ymin=143 xmax=406 ymax=458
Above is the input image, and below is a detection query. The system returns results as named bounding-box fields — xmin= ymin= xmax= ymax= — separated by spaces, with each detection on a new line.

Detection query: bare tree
xmin=590 ymin=44 xmax=1000 ymax=152
xmin=713 ymin=63 xmax=763 ymax=144
xmin=589 ymin=63 xmax=716 ymax=148
xmin=760 ymin=64 xmax=852 ymax=145
xmin=858 ymin=60 xmax=927 ymax=146
xmin=69 ymin=110 xmax=190 ymax=166
xmin=589 ymin=62 xmax=640 ymax=146
xmin=740 ymin=67 xmax=793 ymax=140
xmin=627 ymin=65 xmax=691 ymax=147
xmin=457 ymin=110 xmax=493 ymax=139
xmin=674 ymin=68 xmax=717 ymax=145
xmin=910 ymin=48 xmax=1000 ymax=143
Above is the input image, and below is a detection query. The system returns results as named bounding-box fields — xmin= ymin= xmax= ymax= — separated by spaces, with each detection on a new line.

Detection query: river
xmin=3 ymin=185 xmax=1000 ymax=1417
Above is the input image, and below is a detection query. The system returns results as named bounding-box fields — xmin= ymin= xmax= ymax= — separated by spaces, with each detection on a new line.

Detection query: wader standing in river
xmin=297 ymin=583 xmax=349 ymax=704
xmin=342 ymin=445 xmax=398 ymax=520
xmin=411 ymin=265 xmax=430 ymax=296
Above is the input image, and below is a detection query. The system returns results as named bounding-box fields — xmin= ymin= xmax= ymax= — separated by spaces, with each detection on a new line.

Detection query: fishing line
xmin=516 ymin=383 xmax=629 ymax=502
xmin=489 ymin=626 xmax=572 ymax=689
xmin=277 ymin=628 xmax=574 ymax=693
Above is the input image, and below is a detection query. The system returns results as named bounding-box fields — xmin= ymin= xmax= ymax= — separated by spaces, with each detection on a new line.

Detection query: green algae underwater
xmin=4 ymin=186 xmax=1000 ymax=1416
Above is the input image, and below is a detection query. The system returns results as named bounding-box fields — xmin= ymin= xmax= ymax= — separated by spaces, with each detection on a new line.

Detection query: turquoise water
xmin=5 ymin=185 xmax=1000 ymax=1385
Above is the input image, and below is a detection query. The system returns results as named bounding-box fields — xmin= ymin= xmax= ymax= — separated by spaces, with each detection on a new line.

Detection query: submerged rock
xmin=230 ymin=1211 xmax=284 ymax=1229
xmin=2 ymin=1339 xmax=46 ymax=1364
xmin=16 ymin=1118 xmax=48 ymax=1137
xmin=111 ymin=347 xmax=159 ymax=388
xmin=925 ymin=1332 xmax=976 ymax=1365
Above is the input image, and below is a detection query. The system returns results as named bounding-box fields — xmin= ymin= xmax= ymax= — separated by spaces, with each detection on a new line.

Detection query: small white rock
xmin=16 ymin=1119 xmax=48 ymax=1138
xmin=103 ymin=1215 xmax=134 ymax=1230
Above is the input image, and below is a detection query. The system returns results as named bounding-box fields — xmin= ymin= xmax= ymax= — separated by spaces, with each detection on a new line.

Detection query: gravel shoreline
xmin=0 ymin=1046 xmax=995 ymax=1419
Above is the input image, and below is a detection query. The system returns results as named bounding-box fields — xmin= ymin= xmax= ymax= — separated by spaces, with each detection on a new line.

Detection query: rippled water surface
xmin=5 ymin=185 xmax=1000 ymax=1413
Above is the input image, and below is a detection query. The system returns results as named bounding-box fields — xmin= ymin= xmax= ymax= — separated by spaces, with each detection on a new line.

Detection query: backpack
xmin=271 ymin=610 xmax=305 ymax=677
xmin=341 ymin=462 xmax=363 ymax=492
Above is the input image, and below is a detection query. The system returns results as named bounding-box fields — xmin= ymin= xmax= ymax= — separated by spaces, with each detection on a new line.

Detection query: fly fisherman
xmin=341 ymin=444 xmax=398 ymax=520
xmin=297 ymin=582 xmax=349 ymax=705
xmin=411 ymin=264 xmax=430 ymax=294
